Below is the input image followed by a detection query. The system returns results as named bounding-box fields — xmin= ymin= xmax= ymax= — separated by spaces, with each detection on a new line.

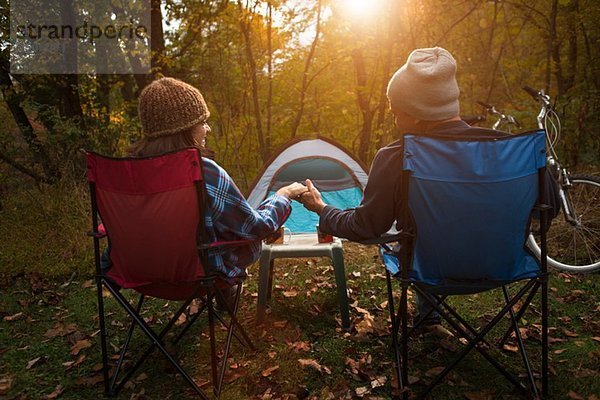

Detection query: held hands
xmin=300 ymin=179 xmax=327 ymax=214
xmin=276 ymin=182 xmax=307 ymax=200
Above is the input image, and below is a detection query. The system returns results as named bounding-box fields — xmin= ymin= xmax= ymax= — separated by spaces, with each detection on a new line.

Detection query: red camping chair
xmin=86 ymin=148 xmax=255 ymax=399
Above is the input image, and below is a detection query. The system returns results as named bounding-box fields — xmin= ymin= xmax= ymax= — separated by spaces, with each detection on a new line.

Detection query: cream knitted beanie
xmin=386 ymin=47 xmax=460 ymax=121
xmin=138 ymin=77 xmax=210 ymax=137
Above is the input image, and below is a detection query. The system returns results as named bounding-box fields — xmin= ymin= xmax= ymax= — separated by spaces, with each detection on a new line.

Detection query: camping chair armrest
xmin=198 ymin=239 xmax=256 ymax=251
xmin=87 ymin=223 xmax=107 ymax=239
xmin=357 ymin=232 xmax=405 ymax=246
xmin=533 ymin=203 xmax=552 ymax=212
xmin=87 ymin=231 xmax=106 ymax=239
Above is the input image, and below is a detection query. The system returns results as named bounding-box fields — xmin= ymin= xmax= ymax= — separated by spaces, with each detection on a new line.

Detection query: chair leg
xmin=400 ymin=280 xmax=409 ymax=400
xmin=256 ymin=251 xmax=272 ymax=325
xmin=214 ymin=286 xmax=255 ymax=351
xmin=502 ymin=286 xmax=539 ymax=398
xmin=497 ymin=282 xmax=540 ymax=348
xmin=541 ymin=277 xmax=549 ymax=397
xmin=413 ymin=283 xmax=534 ymax=398
xmin=96 ymin=278 xmax=111 ymax=396
xmin=110 ymin=294 xmax=145 ymax=391
xmin=331 ymin=246 xmax=351 ymax=330
xmin=267 ymin=260 xmax=275 ymax=301
xmin=105 ymin=284 xmax=209 ymax=399
xmin=215 ymin=284 xmax=247 ymax=396
xmin=207 ymin=292 xmax=220 ymax=397
xmin=385 ymin=270 xmax=403 ymax=395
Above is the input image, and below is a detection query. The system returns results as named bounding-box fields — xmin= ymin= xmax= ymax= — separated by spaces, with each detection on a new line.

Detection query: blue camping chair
xmin=373 ymin=130 xmax=550 ymax=399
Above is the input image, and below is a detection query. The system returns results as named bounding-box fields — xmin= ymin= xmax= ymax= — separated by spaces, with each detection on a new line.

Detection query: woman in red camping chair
xmin=100 ymin=77 xmax=306 ymax=305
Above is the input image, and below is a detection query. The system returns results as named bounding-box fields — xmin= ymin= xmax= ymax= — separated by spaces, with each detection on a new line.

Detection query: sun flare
xmin=341 ymin=0 xmax=385 ymax=19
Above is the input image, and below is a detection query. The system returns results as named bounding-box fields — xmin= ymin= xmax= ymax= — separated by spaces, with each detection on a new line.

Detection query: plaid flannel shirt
xmin=202 ymin=158 xmax=291 ymax=282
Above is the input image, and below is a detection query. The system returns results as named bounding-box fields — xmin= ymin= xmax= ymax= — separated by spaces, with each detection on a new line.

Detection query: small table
xmin=255 ymin=233 xmax=350 ymax=330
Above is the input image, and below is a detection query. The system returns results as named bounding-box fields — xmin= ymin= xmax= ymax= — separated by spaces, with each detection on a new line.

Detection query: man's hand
xmin=300 ymin=179 xmax=327 ymax=214
xmin=276 ymin=182 xmax=307 ymax=200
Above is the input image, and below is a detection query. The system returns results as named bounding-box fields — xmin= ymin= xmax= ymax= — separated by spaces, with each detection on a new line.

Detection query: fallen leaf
xmin=351 ymin=271 xmax=361 ymax=278
xmin=287 ymin=341 xmax=311 ymax=352
xmin=502 ymin=344 xmax=519 ymax=353
xmin=568 ymin=391 xmax=585 ymax=400
xmin=554 ymin=349 xmax=567 ymax=355
xmin=188 ymin=303 xmax=199 ymax=316
xmin=298 ymin=359 xmax=331 ymax=375
xmin=224 ymin=371 xmax=246 ymax=384
xmin=355 ymin=386 xmax=370 ymax=397
xmin=82 ymin=280 xmax=94 ymax=289
xmin=70 ymin=339 xmax=92 ymax=356
xmin=355 ymin=314 xmax=375 ymax=337
xmin=464 ymin=391 xmax=494 ymax=400
xmin=261 ymin=365 xmax=279 ymax=377
xmin=135 ymin=373 xmax=148 ymax=382
xmin=0 ymin=377 xmax=13 ymax=395
xmin=563 ymin=330 xmax=579 ymax=338
xmin=273 ymin=320 xmax=287 ymax=329
xmin=26 ymin=356 xmax=45 ymax=369
xmin=283 ymin=290 xmax=298 ymax=298
xmin=425 ymin=366 xmax=444 ymax=377
xmin=175 ymin=314 xmax=187 ymax=326
xmin=44 ymin=323 xmax=78 ymax=338
xmin=591 ymin=337 xmax=600 ymax=343
xmin=76 ymin=375 xmax=104 ymax=386
xmin=43 ymin=385 xmax=64 ymax=399
xmin=3 ymin=312 xmax=24 ymax=322
xmin=370 ymin=376 xmax=387 ymax=388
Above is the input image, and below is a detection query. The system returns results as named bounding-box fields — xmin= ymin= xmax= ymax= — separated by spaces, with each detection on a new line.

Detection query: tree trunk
xmin=0 ymin=61 xmax=60 ymax=182
xmin=59 ymin=0 xmax=86 ymax=130
xmin=238 ymin=0 xmax=267 ymax=161
xmin=563 ymin=0 xmax=578 ymax=94
xmin=266 ymin=1 xmax=273 ymax=152
xmin=545 ymin=0 xmax=558 ymax=94
xmin=375 ymin=0 xmax=399 ymax=151
xmin=290 ymin=0 xmax=322 ymax=139
xmin=352 ymin=49 xmax=374 ymax=163
xmin=151 ymin=0 xmax=167 ymax=77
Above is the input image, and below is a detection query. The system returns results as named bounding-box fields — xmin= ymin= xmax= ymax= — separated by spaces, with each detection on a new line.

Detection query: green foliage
xmin=0 ymin=183 xmax=91 ymax=279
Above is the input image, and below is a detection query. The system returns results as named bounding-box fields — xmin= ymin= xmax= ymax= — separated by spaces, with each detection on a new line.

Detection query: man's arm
xmin=301 ymin=143 xmax=403 ymax=241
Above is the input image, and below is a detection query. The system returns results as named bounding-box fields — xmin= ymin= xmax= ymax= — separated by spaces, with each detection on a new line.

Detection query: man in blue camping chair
xmin=301 ymin=47 xmax=558 ymax=398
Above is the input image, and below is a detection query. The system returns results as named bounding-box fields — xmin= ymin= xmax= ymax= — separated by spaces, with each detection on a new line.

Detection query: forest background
xmin=1 ymin=0 xmax=600 ymax=277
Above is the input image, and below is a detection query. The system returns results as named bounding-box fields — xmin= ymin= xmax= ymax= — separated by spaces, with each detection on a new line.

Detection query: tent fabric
xmin=267 ymin=186 xmax=364 ymax=233
xmin=247 ymin=138 xmax=368 ymax=233
xmin=385 ymin=130 xmax=545 ymax=294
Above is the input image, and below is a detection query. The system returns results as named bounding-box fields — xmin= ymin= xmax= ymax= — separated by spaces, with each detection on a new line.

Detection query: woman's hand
xmin=276 ymin=182 xmax=307 ymax=200
xmin=300 ymin=179 xmax=327 ymax=214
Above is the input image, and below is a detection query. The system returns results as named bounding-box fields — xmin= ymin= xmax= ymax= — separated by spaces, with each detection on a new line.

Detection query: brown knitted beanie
xmin=138 ymin=77 xmax=210 ymax=138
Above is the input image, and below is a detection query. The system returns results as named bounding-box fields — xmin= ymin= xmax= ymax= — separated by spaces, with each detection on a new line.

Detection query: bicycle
xmin=476 ymin=100 xmax=521 ymax=134
xmin=521 ymin=86 xmax=600 ymax=273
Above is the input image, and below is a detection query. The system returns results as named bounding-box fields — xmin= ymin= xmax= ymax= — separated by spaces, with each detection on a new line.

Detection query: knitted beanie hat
xmin=138 ymin=77 xmax=210 ymax=137
xmin=386 ymin=47 xmax=460 ymax=121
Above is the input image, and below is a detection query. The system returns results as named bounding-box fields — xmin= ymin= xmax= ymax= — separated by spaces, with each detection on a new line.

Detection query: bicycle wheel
xmin=527 ymin=174 xmax=600 ymax=273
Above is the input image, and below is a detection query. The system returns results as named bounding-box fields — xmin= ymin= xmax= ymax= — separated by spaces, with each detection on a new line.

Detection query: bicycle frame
xmin=532 ymin=90 xmax=579 ymax=227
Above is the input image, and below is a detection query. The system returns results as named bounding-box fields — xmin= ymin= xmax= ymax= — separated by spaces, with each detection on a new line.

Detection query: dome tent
xmin=247 ymin=137 xmax=369 ymax=233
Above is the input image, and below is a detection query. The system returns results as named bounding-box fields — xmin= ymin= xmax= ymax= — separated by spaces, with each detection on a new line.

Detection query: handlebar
xmin=462 ymin=115 xmax=486 ymax=125
xmin=477 ymin=100 xmax=493 ymax=109
xmin=522 ymin=85 xmax=539 ymax=99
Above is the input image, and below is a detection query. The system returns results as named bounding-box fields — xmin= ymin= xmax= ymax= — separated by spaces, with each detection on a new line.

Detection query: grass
xmin=1 ymin=185 xmax=599 ymax=399
xmin=1 ymin=247 xmax=599 ymax=399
